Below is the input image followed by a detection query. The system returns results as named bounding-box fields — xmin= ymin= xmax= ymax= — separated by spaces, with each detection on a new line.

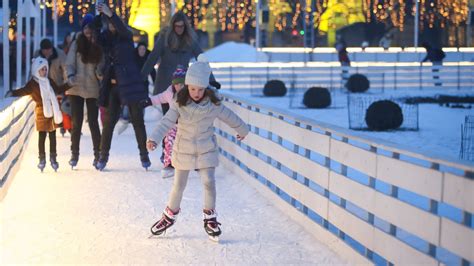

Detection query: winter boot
xmin=203 ymin=209 xmax=221 ymax=241
xmin=95 ymin=155 xmax=108 ymax=171
xmin=50 ymin=153 xmax=59 ymax=172
xmin=38 ymin=155 xmax=46 ymax=172
xmin=141 ymin=154 xmax=151 ymax=171
xmin=150 ymin=206 xmax=179 ymax=235
xmin=69 ymin=153 xmax=79 ymax=169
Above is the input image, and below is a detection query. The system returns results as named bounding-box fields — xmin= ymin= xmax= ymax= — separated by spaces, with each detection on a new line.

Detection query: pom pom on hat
xmin=172 ymin=65 xmax=187 ymax=84
xmin=185 ymin=54 xmax=212 ymax=88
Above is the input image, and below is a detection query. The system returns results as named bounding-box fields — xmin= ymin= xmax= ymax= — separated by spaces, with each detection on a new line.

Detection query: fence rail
xmin=215 ymin=92 xmax=474 ymax=265
xmin=210 ymin=62 xmax=474 ymax=93
xmin=0 ymin=97 xmax=35 ymax=200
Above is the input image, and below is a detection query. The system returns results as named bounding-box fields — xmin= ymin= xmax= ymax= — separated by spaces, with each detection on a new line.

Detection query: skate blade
xmin=208 ymin=236 xmax=219 ymax=243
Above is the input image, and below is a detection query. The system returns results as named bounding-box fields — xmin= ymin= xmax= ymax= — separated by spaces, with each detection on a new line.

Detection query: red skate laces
xmin=150 ymin=207 xmax=179 ymax=235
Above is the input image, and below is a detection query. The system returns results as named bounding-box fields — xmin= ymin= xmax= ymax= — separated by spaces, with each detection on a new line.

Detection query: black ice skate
xmin=150 ymin=206 xmax=179 ymax=236
xmin=50 ymin=154 xmax=59 ymax=172
xmin=141 ymin=155 xmax=151 ymax=171
xmin=38 ymin=156 xmax=46 ymax=172
xmin=203 ymin=209 xmax=221 ymax=242
xmin=69 ymin=154 xmax=78 ymax=169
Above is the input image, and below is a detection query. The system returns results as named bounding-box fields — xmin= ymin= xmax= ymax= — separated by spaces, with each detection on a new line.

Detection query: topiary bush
xmin=263 ymin=80 xmax=287 ymax=97
xmin=346 ymin=74 xmax=370 ymax=93
xmin=303 ymin=87 xmax=331 ymax=108
xmin=365 ymin=100 xmax=403 ymax=131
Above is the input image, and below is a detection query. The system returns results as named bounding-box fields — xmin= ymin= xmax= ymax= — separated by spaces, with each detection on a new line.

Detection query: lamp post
xmin=256 ymin=0 xmax=260 ymax=49
xmin=2 ymin=0 xmax=10 ymax=97
xmin=414 ymin=0 xmax=420 ymax=48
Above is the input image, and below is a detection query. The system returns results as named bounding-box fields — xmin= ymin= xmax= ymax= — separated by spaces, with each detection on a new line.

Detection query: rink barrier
xmin=210 ymin=62 xmax=474 ymax=92
xmin=259 ymin=47 xmax=474 ymax=63
xmin=0 ymin=98 xmax=35 ymax=201
xmin=214 ymin=92 xmax=474 ymax=265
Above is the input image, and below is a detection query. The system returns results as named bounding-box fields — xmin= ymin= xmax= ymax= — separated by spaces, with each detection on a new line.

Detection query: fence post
xmin=419 ymin=63 xmax=423 ymax=90
xmin=393 ymin=63 xmax=397 ymax=90
xmin=229 ymin=66 xmax=233 ymax=91
xmin=382 ymin=73 xmax=385 ymax=93
xmin=330 ymin=65 xmax=333 ymax=90
xmin=457 ymin=62 xmax=460 ymax=90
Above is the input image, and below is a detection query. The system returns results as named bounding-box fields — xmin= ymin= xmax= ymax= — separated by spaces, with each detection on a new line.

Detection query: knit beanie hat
xmin=172 ymin=65 xmax=186 ymax=84
xmin=82 ymin=14 xmax=94 ymax=29
xmin=185 ymin=54 xmax=211 ymax=88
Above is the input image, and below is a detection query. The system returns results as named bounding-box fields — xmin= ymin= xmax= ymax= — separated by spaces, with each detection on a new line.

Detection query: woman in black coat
xmin=95 ymin=3 xmax=150 ymax=171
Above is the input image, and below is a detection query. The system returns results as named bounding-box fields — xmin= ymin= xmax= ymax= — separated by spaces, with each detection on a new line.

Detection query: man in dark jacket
xmin=95 ymin=3 xmax=151 ymax=171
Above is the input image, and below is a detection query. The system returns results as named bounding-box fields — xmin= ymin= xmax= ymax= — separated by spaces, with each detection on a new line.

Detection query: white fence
xmin=215 ymin=92 xmax=474 ymax=265
xmin=261 ymin=47 xmax=474 ymax=63
xmin=0 ymin=97 xmax=35 ymax=200
xmin=210 ymin=62 xmax=474 ymax=93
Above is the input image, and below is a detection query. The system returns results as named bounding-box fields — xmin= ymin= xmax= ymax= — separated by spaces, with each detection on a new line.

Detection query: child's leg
xmin=38 ymin=131 xmax=47 ymax=158
xmin=198 ymin=167 xmax=216 ymax=210
xmin=163 ymin=127 xmax=177 ymax=168
xmin=48 ymin=130 xmax=57 ymax=156
xmin=167 ymin=169 xmax=191 ymax=211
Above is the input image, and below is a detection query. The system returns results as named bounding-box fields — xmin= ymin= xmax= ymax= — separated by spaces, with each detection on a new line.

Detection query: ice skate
xmin=150 ymin=206 xmax=179 ymax=236
xmin=69 ymin=154 xmax=78 ymax=169
xmin=141 ymin=155 xmax=151 ymax=171
xmin=96 ymin=155 xmax=108 ymax=171
xmin=161 ymin=167 xmax=174 ymax=179
xmin=50 ymin=154 xmax=59 ymax=172
xmin=203 ymin=209 xmax=221 ymax=242
xmin=38 ymin=156 xmax=46 ymax=172
xmin=116 ymin=118 xmax=130 ymax=135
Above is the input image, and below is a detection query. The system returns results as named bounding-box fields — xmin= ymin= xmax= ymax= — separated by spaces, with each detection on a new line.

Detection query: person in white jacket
xmin=147 ymin=55 xmax=249 ymax=241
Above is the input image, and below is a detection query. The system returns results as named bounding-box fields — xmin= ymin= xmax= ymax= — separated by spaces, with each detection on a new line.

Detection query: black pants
xmin=69 ymin=95 xmax=101 ymax=159
xmin=38 ymin=131 xmax=56 ymax=158
xmin=100 ymin=87 xmax=148 ymax=159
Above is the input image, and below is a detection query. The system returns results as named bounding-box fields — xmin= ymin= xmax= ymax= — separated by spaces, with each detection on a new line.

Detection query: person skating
xmin=147 ymin=55 xmax=249 ymax=241
xmin=149 ymin=65 xmax=186 ymax=179
xmin=65 ymin=14 xmax=103 ymax=169
xmin=9 ymin=57 xmax=71 ymax=172
xmin=95 ymin=3 xmax=151 ymax=171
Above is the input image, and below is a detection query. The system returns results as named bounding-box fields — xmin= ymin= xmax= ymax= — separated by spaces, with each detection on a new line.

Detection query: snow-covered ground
xmin=0 ymin=107 xmax=345 ymax=264
xmin=229 ymin=87 xmax=474 ymax=163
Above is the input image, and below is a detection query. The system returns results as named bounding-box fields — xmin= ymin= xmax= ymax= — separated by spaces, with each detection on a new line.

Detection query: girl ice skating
xmin=147 ymin=55 xmax=248 ymax=241
xmin=11 ymin=57 xmax=71 ymax=172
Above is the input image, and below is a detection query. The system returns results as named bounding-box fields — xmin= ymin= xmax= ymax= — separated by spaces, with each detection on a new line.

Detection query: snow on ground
xmin=0 ymin=107 xmax=345 ymax=264
xmin=204 ymin=41 xmax=269 ymax=62
xmin=230 ymin=87 xmax=474 ymax=163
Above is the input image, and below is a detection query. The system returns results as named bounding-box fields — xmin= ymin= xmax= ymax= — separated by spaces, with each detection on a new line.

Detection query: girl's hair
xmin=76 ymin=29 xmax=102 ymax=64
xmin=176 ymin=86 xmax=221 ymax=107
xmin=164 ymin=11 xmax=196 ymax=51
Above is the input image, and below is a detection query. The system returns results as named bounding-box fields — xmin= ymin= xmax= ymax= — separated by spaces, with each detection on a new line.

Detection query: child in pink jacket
xmin=149 ymin=66 xmax=186 ymax=178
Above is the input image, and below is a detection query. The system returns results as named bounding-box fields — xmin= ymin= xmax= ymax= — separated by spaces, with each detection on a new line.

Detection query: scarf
xmin=31 ymin=57 xmax=63 ymax=124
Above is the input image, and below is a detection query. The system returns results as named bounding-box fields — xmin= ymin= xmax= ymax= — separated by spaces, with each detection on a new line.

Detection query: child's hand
xmin=236 ymin=134 xmax=245 ymax=141
xmin=147 ymin=140 xmax=158 ymax=151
